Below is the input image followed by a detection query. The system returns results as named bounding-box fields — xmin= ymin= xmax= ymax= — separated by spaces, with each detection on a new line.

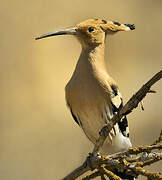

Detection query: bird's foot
xmin=83 ymin=153 xmax=101 ymax=170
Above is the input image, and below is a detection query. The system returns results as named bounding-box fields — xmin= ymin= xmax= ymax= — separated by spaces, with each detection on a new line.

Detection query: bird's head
xmin=35 ymin=19 xmax=135 ymax=48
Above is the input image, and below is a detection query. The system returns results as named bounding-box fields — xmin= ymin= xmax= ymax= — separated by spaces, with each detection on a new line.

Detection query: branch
xmin=129 ymin=167 xmax=162 ymax=180
xmin=63 ymin=164 xmax=90 ymax=180
xmin=63 ymin=140 xmax=162 ymax=180
xmin=82 ymin=170 xmax=101 ymax=180
xmin=99 ymin=166 xmax=122 ymax=180
xmin=62 ymin=71 xmax=162 ymax=180
xmin=108 ymin=143 xmax=162 ymax=159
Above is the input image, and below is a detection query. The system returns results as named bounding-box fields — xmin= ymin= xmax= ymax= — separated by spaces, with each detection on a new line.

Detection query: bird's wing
xmin=66 ymin=81 xmax=129 ymax=138
xmin=67 ymin=103 xmax=82 ymax=127
xmin=110 ymin=84 xmax=129 ymax=137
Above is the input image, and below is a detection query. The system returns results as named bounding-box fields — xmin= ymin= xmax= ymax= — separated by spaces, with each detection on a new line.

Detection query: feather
xmin=110 ymin=84 xmax=129 ymax=137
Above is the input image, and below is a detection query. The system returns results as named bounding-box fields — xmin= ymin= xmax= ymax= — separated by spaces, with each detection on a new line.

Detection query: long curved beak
xmin=35 ymin=28 xmax=78 ymax=40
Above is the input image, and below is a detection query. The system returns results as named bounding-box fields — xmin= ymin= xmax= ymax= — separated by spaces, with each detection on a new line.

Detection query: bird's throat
xmin=76 ymin=43 xmax=108 ymax=78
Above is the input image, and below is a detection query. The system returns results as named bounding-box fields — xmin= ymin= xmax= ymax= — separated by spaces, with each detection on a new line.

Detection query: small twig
xmin=81 ymin=170 xmax=101 ymax=180
xmin=140 ymin=101 xmax=145 ymax=111
xmin=125 ymin=144 xmax=162 ymax=155
xmin=136 ymin=155 xmax=162 ymax=167
xmin=148 ymin=89 xmax=157 ymax=93
xmin=102 ymin=152 xmax=162 ymax=168
xmin=127 ymin=152 xmax=162 ymax=163
xmin=99 ymin=166 xmax=122 ymax=180
xmin=107 ymin=144 xmax=162 ymax=160
xmin=131 ymin=167 xmax=162 ymax=180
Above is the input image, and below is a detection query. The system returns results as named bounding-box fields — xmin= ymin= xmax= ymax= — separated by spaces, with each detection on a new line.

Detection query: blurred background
xmin=0 ymin=0 xmax=162 ymax=179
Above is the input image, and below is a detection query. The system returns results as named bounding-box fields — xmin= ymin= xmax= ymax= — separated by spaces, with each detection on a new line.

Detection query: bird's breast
xmin=65 ymin=75 xmax=112 ymax=143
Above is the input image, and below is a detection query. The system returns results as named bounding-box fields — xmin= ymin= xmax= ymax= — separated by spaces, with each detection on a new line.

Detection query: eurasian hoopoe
xmin=36 ymin=19 xmax=135 ymax=179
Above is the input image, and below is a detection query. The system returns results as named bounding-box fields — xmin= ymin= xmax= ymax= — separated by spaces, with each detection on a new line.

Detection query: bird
xmin=35 ymin=18 xmax=135 ymax=179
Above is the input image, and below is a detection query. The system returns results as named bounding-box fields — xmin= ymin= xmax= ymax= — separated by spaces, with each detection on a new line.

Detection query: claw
xmin=84 ymin=153 xmax=101 ymax=170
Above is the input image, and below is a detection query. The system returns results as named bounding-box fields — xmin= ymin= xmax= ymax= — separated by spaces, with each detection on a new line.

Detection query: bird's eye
xmin=88 ymin=27 xmax=94 ymax=32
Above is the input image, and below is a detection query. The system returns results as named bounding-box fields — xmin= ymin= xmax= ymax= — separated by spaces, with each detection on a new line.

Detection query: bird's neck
xmin=75 ymin=43 xmax=109 ymax=78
